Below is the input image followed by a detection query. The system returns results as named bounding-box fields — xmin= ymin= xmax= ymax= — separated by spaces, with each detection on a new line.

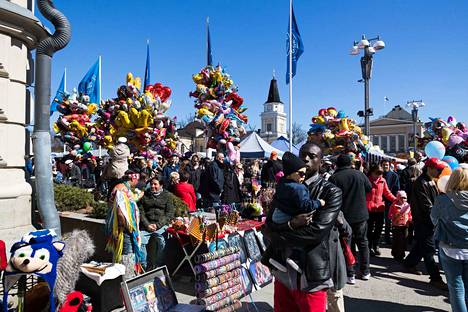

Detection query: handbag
xmin=340 ymin=237 xmax=356 ymax=267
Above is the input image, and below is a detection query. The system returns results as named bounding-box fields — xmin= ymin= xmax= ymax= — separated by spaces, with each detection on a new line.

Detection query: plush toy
xmin=3 ymin=229 xmax=65 ymax=312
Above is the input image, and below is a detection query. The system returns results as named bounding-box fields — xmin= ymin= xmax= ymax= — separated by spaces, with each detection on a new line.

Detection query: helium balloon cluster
xmin=54 ymin=73 xmax=179 ymax=160
xmin=92 ymin=73 xmax=179 ymax=159
xmin=421 ymin=116 xmax=468 ymax=164
xmin=189 ymin=65 xmax=248 ymax=163
xmin=307 ymin=107 xmax=370 ymax=155
xmin=53 ymin=90 xmax=98 ymax=156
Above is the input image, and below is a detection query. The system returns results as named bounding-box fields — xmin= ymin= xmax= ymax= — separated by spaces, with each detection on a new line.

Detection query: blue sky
xmin=41 ymin=0 xmax=468 ymax=131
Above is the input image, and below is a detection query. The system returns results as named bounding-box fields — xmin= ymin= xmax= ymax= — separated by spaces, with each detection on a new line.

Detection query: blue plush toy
xmin=2 ymin=229 xmax=65 ymax=312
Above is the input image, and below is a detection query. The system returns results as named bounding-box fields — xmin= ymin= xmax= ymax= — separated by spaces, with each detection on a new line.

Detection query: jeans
xmin=347 ymin=221 xmax=370 ymax=277
xmin=404 ymin=224 xmax=442 ymax=281
xmin=141 ymin=226 xmax=168 ymax=270
xmin=367 ymin=212 xmax=384 ymax=250
xmin=122 ymin=233 xmax=134 ymax=255
xmin=439 ymin=249 xmax=468 ymax=312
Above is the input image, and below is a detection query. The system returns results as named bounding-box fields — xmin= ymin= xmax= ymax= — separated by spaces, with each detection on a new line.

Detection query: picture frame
xmin=243 ymin=229 xmax=262 ymax=261
xmin=228 ymin=233 xmax=248 ymax=263
xmin=248 ymin=261 xmax=273 ymax=289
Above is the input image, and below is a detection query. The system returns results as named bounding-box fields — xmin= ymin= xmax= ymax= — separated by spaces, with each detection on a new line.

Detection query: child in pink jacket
xmin=388 ymin=190 xmax=412 ymax=261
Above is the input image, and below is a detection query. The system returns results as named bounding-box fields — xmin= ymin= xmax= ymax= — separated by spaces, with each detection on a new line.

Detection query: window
xmin=381 ymin=136 xmax=388 ymax=151
xmin=398 ymin=135 xmax=406 ymax=152
xmin=390 ymin=136 xmax=396 ymax=152
xmin=266 ymin=123 xmax=272 ymax=132
xmin=372 ymin=136 xmax=379 ymax=146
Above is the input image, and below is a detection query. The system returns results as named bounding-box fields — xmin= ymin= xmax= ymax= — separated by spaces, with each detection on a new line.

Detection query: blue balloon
xmin=442 ymin=156 xmax=459 ymax=170
xmin=425 ymin=141 xmax=446 ymax=159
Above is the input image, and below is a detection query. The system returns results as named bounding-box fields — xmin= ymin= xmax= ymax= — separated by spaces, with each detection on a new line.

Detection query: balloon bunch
xmin=307 ymin=107 xmax=370 ymax=155
xmin=189 ymin=65 xmax=248 ymax=163
xmin=421 ymin=116 xmax=468 ymax=165
xmin=53 ymin=90 xmax=98 ymax=155
xmin=93 ymin=73 xmax=179 ymax=158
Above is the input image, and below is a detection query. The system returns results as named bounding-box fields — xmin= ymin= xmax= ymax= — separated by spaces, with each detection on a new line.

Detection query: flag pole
xmin=98 ymin=55 xmax=102 ymax=105
xmin=64 ymin=67 xmax=67 ymax=92
xmin=288 ymin=0 xmax=293 ymax=152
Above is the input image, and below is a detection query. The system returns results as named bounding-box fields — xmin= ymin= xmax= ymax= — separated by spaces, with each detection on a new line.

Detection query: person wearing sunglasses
xmin=262 ymin=151 xmax=325 ymax=273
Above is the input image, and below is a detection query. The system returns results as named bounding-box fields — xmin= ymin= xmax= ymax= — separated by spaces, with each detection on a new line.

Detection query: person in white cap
xmin=64 ymin=159 xmax=81 ymax=186
xmin=102 ymin=137 xmax=131 ymax=189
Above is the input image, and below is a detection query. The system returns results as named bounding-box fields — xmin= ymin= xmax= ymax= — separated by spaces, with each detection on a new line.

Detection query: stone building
xmin=369 ymin=105 xmax=423 ymax=154
xmin=0 ymin=0 xmax=49 ymax=246
xmin=259 ymin=75 xmax=287 ymax=143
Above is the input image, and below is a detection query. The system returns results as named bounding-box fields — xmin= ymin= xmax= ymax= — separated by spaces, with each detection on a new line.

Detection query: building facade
xmin=259 ymin=76 xmax=287 ymax=143
xmin=369 ymin=105 xmax=423 ymax=154
xmin=0 ymin=0 xmax=49 ymax=247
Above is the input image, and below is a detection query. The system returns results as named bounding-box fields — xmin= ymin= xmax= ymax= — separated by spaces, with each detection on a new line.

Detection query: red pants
xmin=274 ymin=280 xmax=327 ymax=312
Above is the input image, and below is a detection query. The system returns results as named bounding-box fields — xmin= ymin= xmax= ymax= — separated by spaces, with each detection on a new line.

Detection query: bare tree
xmin=247 ymin=123 xmax=257 ymax=132
xmin=292 ymin=122 xmax=307 ymax=145
xmin=177 ymin=113 xmax=195 ymax=128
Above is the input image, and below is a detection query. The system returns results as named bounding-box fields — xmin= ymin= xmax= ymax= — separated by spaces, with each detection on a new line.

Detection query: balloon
xmin=83 ymin=142 xmax=92 ymax=152
xmin=440 ymin=166 xmax=452 ymax=178
xmin=437 ymin=175 xmax=451 ymax=193
xmin=442 ymin=156 xmax=459 ymax=170
xmin=425 ymin=141 xmax=446 ymax=159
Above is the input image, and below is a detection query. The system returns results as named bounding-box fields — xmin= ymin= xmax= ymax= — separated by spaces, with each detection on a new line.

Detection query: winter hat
xmin=282 ymin=151 xmax=306 ymax=176
xmin=396 ymin=190 xmax=407 ymax=200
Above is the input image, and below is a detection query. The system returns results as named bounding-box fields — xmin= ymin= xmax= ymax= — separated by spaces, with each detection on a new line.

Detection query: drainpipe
xmin=33 ymin=0 xmax=71 ymax=236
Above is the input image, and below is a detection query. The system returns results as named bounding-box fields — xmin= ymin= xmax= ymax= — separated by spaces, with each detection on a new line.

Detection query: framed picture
xmin=121 ymin=266 xmax=204 ymax=312
xmin=240 ymin=266 xmax=254 ymax=295
xmin=243 ymin=229 xmax=262 ymax=261
xmin=228 ymin=233 xmax=247 ymax=263
xmin=208 ymin=238 xmax=229 ymax=252
xmin=255 ymin=231 xmax=267 ymax=253
xmin=249 ymin=261 xmax=272 ymax=289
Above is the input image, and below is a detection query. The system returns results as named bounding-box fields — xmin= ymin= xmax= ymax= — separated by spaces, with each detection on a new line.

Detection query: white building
xmin=0 ymin=0 xmax=49 ymax=247
xmin=259 ymin=75 xmax=287 ymax=143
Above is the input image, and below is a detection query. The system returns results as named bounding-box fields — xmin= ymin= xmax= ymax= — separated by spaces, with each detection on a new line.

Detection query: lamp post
xmin=407 ymin=100 xmax=425 ymax=152
xmin=350 ymin=35 xmax=386 ymax=136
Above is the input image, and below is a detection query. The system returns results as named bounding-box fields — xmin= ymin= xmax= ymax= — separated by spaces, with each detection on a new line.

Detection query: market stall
xmin=239 ymin=132 xmax=283 ymax=159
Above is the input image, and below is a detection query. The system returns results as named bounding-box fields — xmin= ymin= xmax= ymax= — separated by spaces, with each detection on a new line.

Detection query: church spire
xmin=266 ymin=71 xmax=282 ymax=104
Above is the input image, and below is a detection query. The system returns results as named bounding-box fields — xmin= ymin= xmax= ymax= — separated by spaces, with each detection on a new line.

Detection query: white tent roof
xmin=239 ymin=132 xmax=284 ymax=158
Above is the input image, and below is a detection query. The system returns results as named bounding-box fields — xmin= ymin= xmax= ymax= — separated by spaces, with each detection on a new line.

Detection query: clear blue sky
xmin=41 ymin=0 xmax=468 ymax=130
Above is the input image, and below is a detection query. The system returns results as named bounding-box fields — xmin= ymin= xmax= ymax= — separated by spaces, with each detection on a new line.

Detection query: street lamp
xmin=350 ymin=35 xmax=386 ymax=136
xmin=407 ymin=100 xmax=425 ymax=152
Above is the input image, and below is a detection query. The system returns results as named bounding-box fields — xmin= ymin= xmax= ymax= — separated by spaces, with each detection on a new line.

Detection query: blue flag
xmin=144 ymin=41 xmax=150 ymax=91
xmin=50 ymin=70 xmax=66 ymax=116
xmin=78 ymin=58 xmax=101 ymax=104
xmin=286 ymin=6 xmax=304 ymax=84
xmin=207 ymin=18 xmax=213 ymax=66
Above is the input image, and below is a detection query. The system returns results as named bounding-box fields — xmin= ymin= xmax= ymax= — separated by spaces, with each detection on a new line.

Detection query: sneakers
xmin=347 ymin=276 xmax=356 ymax=285
xmin=361 ymin=273 xmax=371 ymax=281
xmin=430 ymin=279 xmax=448 ymax=291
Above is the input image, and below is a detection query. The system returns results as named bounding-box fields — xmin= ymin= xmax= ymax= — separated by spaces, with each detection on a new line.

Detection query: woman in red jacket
xmin=173 ymin=170 xmax=197 ymax=212
xmin=366 ymin=163 xmax=397 ymax=256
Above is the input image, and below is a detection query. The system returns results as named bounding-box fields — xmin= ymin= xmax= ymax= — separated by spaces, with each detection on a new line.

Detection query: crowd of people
xmin=43 ymin=136 xmax=468 ymax=312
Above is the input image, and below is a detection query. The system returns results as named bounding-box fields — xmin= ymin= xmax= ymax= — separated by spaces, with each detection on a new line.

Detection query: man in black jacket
xmin=329 ymin=154 xmax=372 ymax=284
xmin=264 ymin=143 xmax=342 ymax=311
xmin=200 ymin=153 xmax=225 ymax=210
xmin=382 ymin=160 xmax=400 ymax=244
xmin=261 ymin=151 xmax=282 ymax=186
xmin=404 ymin=158 xmax=447 ymax=290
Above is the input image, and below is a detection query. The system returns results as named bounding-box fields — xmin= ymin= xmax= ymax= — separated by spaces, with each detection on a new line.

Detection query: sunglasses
xmin=297 ymin=171 xmax=306 ymax=177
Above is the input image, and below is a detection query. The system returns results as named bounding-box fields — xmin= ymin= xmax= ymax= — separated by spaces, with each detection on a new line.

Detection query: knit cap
xmin=282 ymin=151 xmax=306 ymax=176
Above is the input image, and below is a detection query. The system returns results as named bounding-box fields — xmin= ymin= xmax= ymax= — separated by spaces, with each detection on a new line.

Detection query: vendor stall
xmin=239 ymin=132 xmax=283 ymax=159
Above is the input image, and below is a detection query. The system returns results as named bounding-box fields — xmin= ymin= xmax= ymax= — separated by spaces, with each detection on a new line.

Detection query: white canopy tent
xmin=239 ymin=132 xmax=284 ymax=159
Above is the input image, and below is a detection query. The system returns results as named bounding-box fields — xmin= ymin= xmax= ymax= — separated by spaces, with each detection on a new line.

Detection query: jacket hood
xmin=447 ymin=191 xmax=468 ymax=211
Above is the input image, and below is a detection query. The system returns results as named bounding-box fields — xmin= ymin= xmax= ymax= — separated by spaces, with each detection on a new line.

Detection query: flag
xmin=286 ymin=5 xmax=304 ymax=84
xmin=50 ymin=69 xmax=66 ymax=115
xmin=144 ymin=40 xmax=150 ymax=91
xmin=207 ymin=17 xmax=213 ymax=66
xmin=78 ymin=58 xmax=101 ymax=104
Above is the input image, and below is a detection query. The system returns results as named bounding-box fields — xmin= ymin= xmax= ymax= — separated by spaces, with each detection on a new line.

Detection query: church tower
xmin=260 ymin=74 xmax=287 ymax=143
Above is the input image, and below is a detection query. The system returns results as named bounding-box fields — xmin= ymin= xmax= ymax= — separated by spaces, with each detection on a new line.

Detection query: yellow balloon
xmin=87 ymin=103 xmax=98 ymax=115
